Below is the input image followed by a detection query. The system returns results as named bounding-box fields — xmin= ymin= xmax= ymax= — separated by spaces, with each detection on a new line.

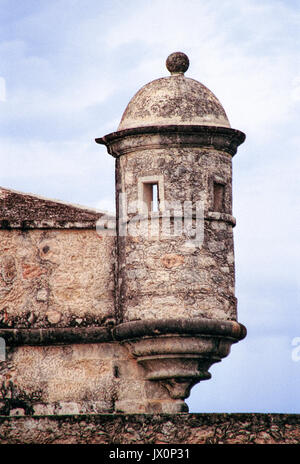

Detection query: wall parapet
xmin=0 ymin=413 xmax=298 ymax=444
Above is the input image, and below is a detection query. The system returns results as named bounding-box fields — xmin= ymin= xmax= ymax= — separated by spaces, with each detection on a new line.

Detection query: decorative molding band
xmin=0 ymin=327 xmax=112 ymax=346
xmin=122 ymin=212 xmax=236 ymax=226
xmin=0 ymin=219 xmax=99 ymax=230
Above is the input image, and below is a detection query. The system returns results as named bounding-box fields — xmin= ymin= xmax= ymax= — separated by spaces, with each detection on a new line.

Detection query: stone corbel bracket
xmin=113 ymin=318 xmax=246 ymax=404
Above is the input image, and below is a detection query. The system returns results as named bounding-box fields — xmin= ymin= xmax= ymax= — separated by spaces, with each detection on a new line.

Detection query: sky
xmin=0 ymin=0 xmax=299 ymax=413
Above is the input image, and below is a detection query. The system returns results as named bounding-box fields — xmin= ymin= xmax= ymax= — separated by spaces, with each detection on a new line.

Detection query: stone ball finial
xmin=166 ymin=52 xmax=189 ymax=75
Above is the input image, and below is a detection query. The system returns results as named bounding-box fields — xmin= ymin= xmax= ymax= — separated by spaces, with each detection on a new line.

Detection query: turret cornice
xmin=96 ymin=125 xmax=245 ymax=157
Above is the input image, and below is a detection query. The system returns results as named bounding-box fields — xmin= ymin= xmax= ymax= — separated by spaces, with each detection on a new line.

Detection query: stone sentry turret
xmin=96 ymin=52 xmax=246 ymax=411
xmin=0 ymin=52 xmax=246 ymax=416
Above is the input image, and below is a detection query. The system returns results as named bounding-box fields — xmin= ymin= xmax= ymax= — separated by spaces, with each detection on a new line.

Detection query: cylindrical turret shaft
xmin=98 ymin=52 xmax=245 ymax=326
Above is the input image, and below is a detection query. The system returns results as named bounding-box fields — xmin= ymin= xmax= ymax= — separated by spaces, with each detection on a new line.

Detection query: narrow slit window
xmin=143 ymin=182 xmax=159 ymax=212
xmin=138 ymin=175 xmax=164 ymax=214
xmin=152 ymin=184 xmax=159 ymax=212
xmin=213 ymin=182 xmax=225 ymax=212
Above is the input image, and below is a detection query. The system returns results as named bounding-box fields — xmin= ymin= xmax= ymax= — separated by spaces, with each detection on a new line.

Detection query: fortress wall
xmin=0 ymin=413 xmax=299 ymax=444
xmin=0 ymin=340 xmax=187 ymax=416
xmin=0 ymin=228 xmax=127 ymax=416
xmin=0 ymin=229 xmax=115 ymax=328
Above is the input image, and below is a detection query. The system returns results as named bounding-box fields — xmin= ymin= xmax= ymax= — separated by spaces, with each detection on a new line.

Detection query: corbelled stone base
xmin=0 ymin=413 xmax=299 ymax=444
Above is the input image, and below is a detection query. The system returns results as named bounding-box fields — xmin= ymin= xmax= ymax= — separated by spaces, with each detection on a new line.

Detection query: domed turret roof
xmin=118 ymin=52 xmax=230 ymax=131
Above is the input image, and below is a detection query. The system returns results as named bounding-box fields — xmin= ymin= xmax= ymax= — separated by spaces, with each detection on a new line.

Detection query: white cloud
xmin=7 ymin=76 xmax=115 ymax=118
xmin=0 ymin=135 xmax=115 ymax=206
xmin=2 ymin=0 xmax=299 ymax=138
xmin=291 ymin=76 xmax=300 ymax=102
xmin=92 ymin=196 xmax=115 ymax=214
xmin=0 ymin=77 xmax=6 ymax=101
xmin=234 ymin=143 xmax=300 ymax=281
xmin=103 ymin=0 xmax=300 ymax=136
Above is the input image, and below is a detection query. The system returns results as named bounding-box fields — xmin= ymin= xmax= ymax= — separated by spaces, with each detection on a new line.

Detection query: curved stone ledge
xmin=0 ymin=319 xmax=246 ymax=347
xmin=206 ymin=212 xmax=236 ymax=226
xmin=113 ymin=318 xmax=247 ymax=342
xmin=0 ymin=326 xmax=112 ymax=346
xmin=96 ymin=125 xmax=246 ymax=157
